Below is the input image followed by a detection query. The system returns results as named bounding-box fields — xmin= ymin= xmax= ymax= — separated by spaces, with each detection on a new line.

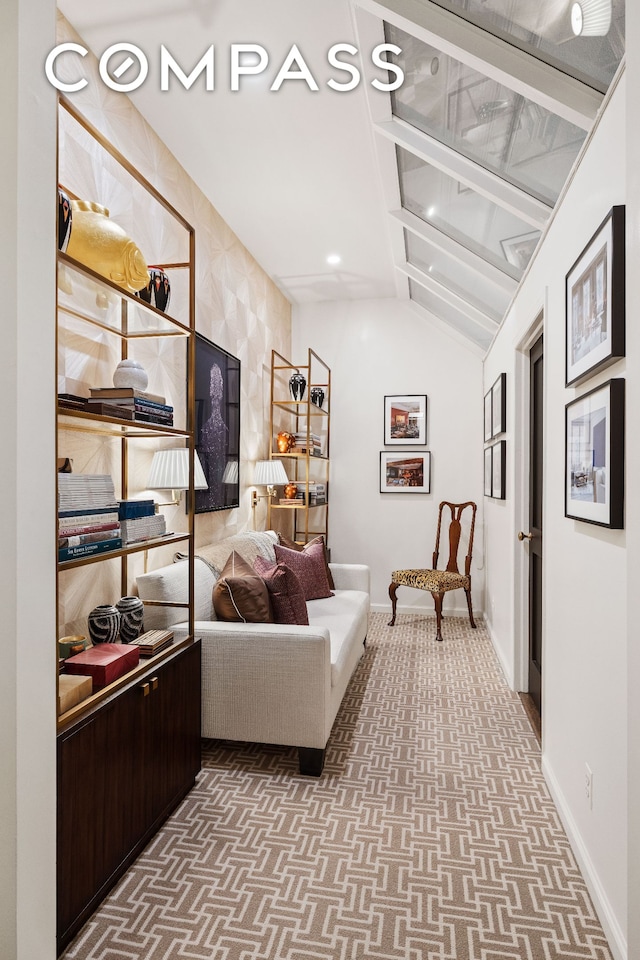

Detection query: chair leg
xmin=432 ymin=592 xmax=444 ymax=642
xmin=388 ymin=582 xmax=399 ymax=626
xmin=465 ymin=588 xmax=477 ymax=629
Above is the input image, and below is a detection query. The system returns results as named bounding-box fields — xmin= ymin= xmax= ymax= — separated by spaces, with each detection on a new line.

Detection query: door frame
xmin=514 ymin=302 xmax=545 ymax=696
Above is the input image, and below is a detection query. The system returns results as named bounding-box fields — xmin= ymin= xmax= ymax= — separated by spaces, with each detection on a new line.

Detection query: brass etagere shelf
xmin=268 ymin=348 xmax=331 ymax=544
xmin=55 ymin=96 xmax=197 ymax=724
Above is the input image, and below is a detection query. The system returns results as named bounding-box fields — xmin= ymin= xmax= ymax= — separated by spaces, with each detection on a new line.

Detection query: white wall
xmin=293 ymin=298 xmax=484 ymax=617
xmin=626 ymin=6 xmax=640 ymax=956
xmin=0 ymin=0 xmax=57 ymax=957
xmin=484 ymin=75 xmax=627 ymax=958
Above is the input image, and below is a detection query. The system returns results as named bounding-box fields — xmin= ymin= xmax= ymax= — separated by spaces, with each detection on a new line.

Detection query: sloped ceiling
xmin=56 ymin=0 xmax=624 ymax=355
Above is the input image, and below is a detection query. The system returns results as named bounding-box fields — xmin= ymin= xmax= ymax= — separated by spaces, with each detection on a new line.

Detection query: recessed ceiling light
xmin=326 ymin=254 xmax=341 ymax=265
xmin=570 ymin=0 xmax=612 ymax=36
xmin=426 ymin=206 xmax=436 ymax=218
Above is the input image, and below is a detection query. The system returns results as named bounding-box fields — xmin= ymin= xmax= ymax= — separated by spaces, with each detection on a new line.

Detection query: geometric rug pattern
xmin=62 ymin=614 xmax=613 ymax=960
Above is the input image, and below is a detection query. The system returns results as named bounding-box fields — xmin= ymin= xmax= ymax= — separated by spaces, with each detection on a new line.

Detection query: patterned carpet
xmin=62 ymin=613 xmax=612 ymax=960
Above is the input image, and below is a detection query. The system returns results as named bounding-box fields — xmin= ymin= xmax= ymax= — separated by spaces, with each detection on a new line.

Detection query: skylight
xmin=352 ymin=0 xmax=624 ymax=352
xmin=413 ymin=0 xmax=625 ymax=93
xmin=387 ymin=23 xmax=587 ymax=206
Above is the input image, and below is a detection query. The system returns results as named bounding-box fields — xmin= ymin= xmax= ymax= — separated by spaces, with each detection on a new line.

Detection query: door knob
xmin=517 ymin=531 xmax=533 ymax=541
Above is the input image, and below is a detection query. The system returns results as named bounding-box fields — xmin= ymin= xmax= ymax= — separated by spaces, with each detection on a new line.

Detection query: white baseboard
xmin=483 ymin=616 xmax=514 ymax=688
xmin=370 ymin=602 xmax=483 ymax=618
xmin=542 ymin=756 xmax=627 ymax=960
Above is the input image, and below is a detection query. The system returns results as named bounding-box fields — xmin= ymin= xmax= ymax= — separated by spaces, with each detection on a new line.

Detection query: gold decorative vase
xmin=277 ymin=431 xmax=295 ymax=453
xmin=66 ymin=201 xmax=150 ymax=293
xmin=284 ymin=482 xmax=298 ymax=500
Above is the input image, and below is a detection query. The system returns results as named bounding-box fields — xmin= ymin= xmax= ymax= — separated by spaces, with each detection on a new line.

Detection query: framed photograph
xmin=380 ymin=451 xmax=431 ymax=493
xmin=491 ymin=440 xmax=506 ymax=500
xmin=193 ymin=333 xmax=240 ymax=513
xmin=484 ymin=446 xmax=493 ymax=497
xmin=384 ymin=395 xmax=427 ymax=444
xmin=491 ymin=372 xmax=506 ymax=437
xmin=483 ymin=390 xmax=492 ymax=442
xmin=565 ymin=205 xmax=625 ymax=387
xmin=500 ymin=230 xmax=540 ymax=272
xmin=565 ymin=378 xmax=624 ymax=528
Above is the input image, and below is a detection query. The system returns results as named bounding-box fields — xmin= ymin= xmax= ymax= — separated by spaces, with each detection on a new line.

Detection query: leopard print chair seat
xmin=388 ymin=501 xmax=477 ymax=642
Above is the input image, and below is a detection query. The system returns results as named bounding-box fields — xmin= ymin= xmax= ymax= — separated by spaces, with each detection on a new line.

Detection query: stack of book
xmin=119 ymin=499 xmax=167 ymax=544
xmin=293 ymin=432 xmax=323 ymax=456
xmin=295 ymin=482 xmax=327 ymax=506
xmin=87 ymin=387 xmax=174 ymax=426
xmin=127 ymin=629 xmax=174 ymax=657
xmin=58 ymin=474 xmax=121 ymax=561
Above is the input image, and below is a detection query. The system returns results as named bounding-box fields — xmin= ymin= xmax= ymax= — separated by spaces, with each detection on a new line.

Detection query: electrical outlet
xmin=585 ymin=764 xmax=593 ymax=810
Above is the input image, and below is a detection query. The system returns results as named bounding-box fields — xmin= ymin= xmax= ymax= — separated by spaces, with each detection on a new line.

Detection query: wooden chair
xmin=388 ymin=500 xmax=477 ymax=641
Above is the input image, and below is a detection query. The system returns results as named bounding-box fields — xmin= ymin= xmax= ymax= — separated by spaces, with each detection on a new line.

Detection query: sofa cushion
xmin=274 ymin=542 xmax=333 ymax=601
xmin=213 ymin=551 xmax=273 ymax=623
xmin=277 ymin=533 xmax=335 ymax=590
xmin=307 ymin=589 xmax=370 ymax=687
xmin=254 ymin=557 xmax=309 ymax=625
xmin=192 ymin=530 xmax=278 ymax=578
xmin=136 ymin=556 xmax=216 ymax=629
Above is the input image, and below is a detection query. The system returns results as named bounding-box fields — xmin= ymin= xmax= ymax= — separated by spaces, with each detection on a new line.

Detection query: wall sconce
xmin=251 ymin=459 xmax=289 ymax=510
xmin=570 ymin=0 xmax=611 ymax=36
xmin=147 ymin=448 xmax=208 ymax=506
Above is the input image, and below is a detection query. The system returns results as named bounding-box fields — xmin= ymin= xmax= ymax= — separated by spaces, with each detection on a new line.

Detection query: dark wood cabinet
xmin=57 ymin=640 xmax=201 ymax=953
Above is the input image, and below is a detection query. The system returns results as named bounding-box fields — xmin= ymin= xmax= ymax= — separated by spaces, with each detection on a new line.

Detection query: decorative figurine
xmin=65 ymin=200 xmax=149 ymax=293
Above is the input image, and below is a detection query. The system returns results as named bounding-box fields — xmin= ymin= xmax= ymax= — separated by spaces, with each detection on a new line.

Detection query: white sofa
xmin=136 ymin=531 xmax=369 ymax=775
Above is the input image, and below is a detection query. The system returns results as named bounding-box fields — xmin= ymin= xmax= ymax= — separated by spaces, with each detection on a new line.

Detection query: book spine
xmin=88 ymin=397 xmax=173 ymax=413
xmin=89 ymin=388 xmax=166 ymax=404
xmin=58 ymin=506 xmax=120 ymax=519
xmin=58 ymin=520 xmax=121 ymax=537
xmin=134 ymin=398 xmax=173 ymax=412
xmin=118 ymin=501 xmax=156 ymax=519
xmin=133 ymin=410 xmax=174 ymax=425
xmin=58 ymin=537 xmax=122 ymax=562
xmin=59 ymin=528 xmax=122 ymax=548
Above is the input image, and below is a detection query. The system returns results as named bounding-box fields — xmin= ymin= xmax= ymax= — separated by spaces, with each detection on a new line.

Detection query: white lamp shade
xmin=571 ymin=0 xmax=611 ymax=36
xmin=254 ymin=459 xmax=289 ymax=486
xmin=147 ymin=448 xmax=208 ymax=491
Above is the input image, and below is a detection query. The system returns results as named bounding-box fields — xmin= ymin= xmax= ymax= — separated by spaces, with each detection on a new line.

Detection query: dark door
xmin=528 ymin=335 xmax=544 ymax=716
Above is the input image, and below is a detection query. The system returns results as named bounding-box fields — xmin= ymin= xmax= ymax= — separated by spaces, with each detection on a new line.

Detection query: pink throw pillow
xmin=274 ymin=541 xmax=333 ymax=601
xmin=254 ymin=557 xmax=309 ymax=625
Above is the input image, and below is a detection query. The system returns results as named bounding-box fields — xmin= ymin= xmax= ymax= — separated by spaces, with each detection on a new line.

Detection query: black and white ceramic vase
xmin=310 ymin=386 xmax=325 ymax=408
xmin=87 ymin=604 xmax=121 ymax=645
xmin=289 ymin=372 xmax=307 ymax=402
xmin=116 ymin=596 xmax=145 ymax=643
xmin=136 ymin=268 xmax=171 ymax=312
xmin=58 ymin=188 xmax=72 ymax=252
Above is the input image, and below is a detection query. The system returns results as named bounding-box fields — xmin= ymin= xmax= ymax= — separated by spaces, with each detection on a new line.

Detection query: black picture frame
xmin=380 ymin=451 xmax=431 ymax=493
xmin=484 ymin=446 xmax=492 ymax=497
xmin=491 ymin=372 xmax=506 ymax=437
xmin=192 ymin=332 xmax=240 ymax=513
xmin=491 ymin=440 xmax=506 ymax=500
xmin=483 ymin=390 xmax=492 ymax=442
xmin=564 ymin=378 xmax=624 ymax=528
xmin=565 ymin=205 xmax=625 ymax=387
xmin=384 ymin=395 xmax=427 ymax=445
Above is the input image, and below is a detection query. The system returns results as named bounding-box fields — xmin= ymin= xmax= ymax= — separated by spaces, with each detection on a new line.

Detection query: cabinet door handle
xmin=140 ymin=682 xmax=150 ymax=697
xmin=151 ymin=677 xmax=159 ymax=691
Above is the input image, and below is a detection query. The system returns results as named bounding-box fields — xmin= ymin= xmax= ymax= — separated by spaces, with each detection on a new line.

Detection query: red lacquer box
xmin=63 ymin=643 xmax=140 ymax=690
